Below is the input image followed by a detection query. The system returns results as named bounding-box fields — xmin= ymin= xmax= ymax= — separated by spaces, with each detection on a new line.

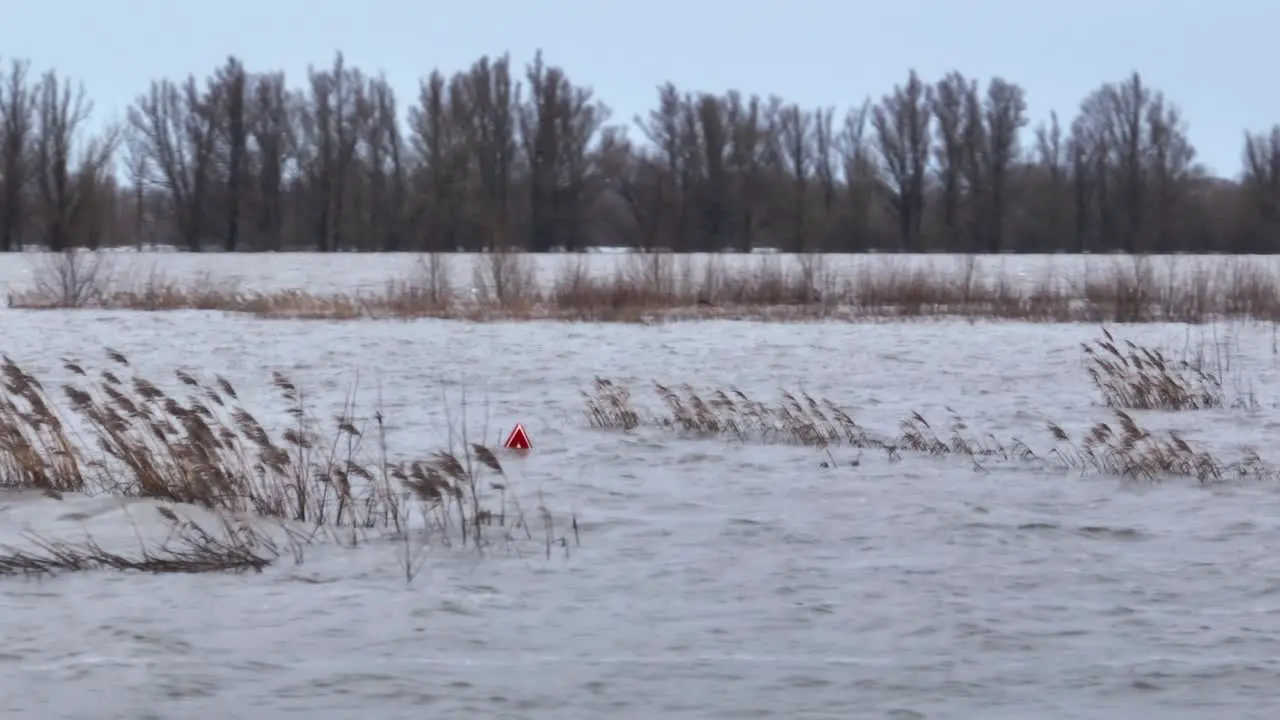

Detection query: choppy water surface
xmin=4 ymin=311 xmax=1280 ymax=719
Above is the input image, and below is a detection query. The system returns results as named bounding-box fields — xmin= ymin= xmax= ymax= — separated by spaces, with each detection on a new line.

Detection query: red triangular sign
xmin=503 ymin=423 xmax=532 ymax=450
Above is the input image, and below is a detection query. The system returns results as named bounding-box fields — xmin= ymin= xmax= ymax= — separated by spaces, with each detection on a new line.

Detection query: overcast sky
xmin=3 ymin=0 xmax=1274 ymax=177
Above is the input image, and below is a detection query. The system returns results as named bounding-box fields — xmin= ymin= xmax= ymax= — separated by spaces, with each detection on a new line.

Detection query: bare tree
xmin=675 ymin=90 xmax=707 ymax=250
xmin=356 ymin=74 xmax=407 ymax=251
xmin=1030 ymin=111 xmax=1070 ymax=250
xmin=812 ymin=106 xmax=838 ymax=248
xmin=465 ymin=55 xmax=518 ymax=250
xmin=1077 ymin=74 xmax=1146 ymax=251
xmin=839 ymin=99 xmax=877 ymax=250
xmin=29 ymin=248 xmax=111 ymax=307
xmin=1243 ymin=127 xmax=1280 ymax=249
xmin=1144 ymin=94 xmax=1197 ymax=251
xmin=0 ymin=59 xmax=35 ymax=251
xmin=982 ymin=77 xmax=1027 ymax=252
xmin=249 ymin=72 xmax=290 ymax=251
xmin=596 ymin=128 xmax=669 ymax=251
xmin=408 ymin=70 xmax=468 ymax=251
xmin=637 ymin=83 xmax=691 ymax=250
xmin=873 ymin=70 xmax=933 ymax=251
xmin=298 ymin=52 xmax=362 ymax=251
xmin=554 ymin=68 xmax=608 ymax=252
xmin=1072 ymin=73 xmax=1194 ymax=252
xmin=519 ymin=52 xmax=607 ymax=252
xmin=122 ymin=128 xmax=151 ymax=249
xmin=932 ymin=72 xmax=973 ymax=250
xmin=777 ymin=103 xmax=812 ymax=252
xmin=1 ymin=48 xmax=1277 ymax=256
xmin=213 ymin=56 xmax=249 ymax=251
xmin=725 ymin=91 xmax=767 ymax=251
xmin=33 ymin=71 xmax=117 ymax=251
xmin=128 ymin=77 xmax=218 ymax=250
xmin=695 ymin=94 xmax=729 ymax=251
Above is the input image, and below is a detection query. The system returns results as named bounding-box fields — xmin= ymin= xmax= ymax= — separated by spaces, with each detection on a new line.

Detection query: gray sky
xmin=3 ymin=0 xmax=1274 ymax=178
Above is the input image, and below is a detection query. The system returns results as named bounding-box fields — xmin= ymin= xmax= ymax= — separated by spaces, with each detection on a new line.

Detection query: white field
xmin=3 ymin=253 xmax=1280 ymax=719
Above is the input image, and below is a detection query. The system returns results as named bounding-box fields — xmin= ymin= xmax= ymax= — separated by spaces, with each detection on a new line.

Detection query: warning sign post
xmin=503 ymin=423 xmax=532 ymax=451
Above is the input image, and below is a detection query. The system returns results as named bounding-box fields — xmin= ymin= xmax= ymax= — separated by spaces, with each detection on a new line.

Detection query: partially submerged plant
xmin=1083 ymin=328 xmax=1224 ymax=410
xmin=399 ymin=444 xmax=526 ymax=547
xmin=898 ymin=410 xmax=1037 ymax=464
xmin=1044 ymin=411 xmax=1268 ymax=484
xmin=583 ymin=378 xmax=1274 ymax=486
xmin=585 ymin=377 xmax=884 ymax=450
xmin=0 ymin=350 xmax=572 ymax=557
xmin=582 ymin=378 xmax=642 ymax=431
xmin=0 ymin=506 xmax=277 ymax=576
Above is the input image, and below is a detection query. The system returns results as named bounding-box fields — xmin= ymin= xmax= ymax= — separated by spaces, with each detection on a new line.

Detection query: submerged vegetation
xmin=0 ymin=508 xmax=278 ymax=577
xmin=582 ymin=330 xmax=1269 ymax=486
xmin=583 ymin=378 xmax=1265 ymax=486
xmin=0 ymin=326 xmax=1265 ymax=575
xmin=0 ymin=349 xmax=575 ymax=575
xmin=1082 ymin=328 xmax=1225 ymax=411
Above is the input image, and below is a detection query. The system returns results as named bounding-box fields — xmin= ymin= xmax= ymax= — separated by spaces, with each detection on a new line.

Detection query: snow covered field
xmin=4 ymin=259 xmax=1280 ymax=718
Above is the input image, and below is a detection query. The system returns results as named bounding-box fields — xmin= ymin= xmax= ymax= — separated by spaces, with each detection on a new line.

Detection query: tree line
xmin=0 ymin=51 xmax=1278 ymax=254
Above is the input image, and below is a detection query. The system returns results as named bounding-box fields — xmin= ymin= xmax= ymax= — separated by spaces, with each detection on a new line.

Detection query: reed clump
xmin=0 ymin=350 xmax=557 ymax=552
xmin=397 ymin=443 xmax=556 ymax=550
xmin=1043 ymin=412 xmax=1268 ymax=484
xmin=0 ymin=506 xmax=277 ymax=576
xmin=584 ymin=377 xmax=885 ymax=449
xmin=581 ymin=378 xmax=642 ymax=431
xmin=897 ymin=410 xmax=1037 ymax=464
xmin=1083 ymin=328 xmax=1224 ymax=410
xmin=582 ymin=378 xmax=1273 ymax=485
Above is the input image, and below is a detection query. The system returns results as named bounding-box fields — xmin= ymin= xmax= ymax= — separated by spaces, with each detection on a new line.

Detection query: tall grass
xmin=15 ymin=252 xmax=1280 ymax=324
xmin=582 ymin=372 xmax=1271 ymax=486
xmin=1082 ymin=328 xmax=1225 ymax=410
xmin=0 ymin=507 xmax=278 ymax=576
xmin=0 ymin=350 xmax=564 ymax=556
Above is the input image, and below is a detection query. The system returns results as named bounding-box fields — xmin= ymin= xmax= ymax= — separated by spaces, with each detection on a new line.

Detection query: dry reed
xmin=583 ymin=378 xmax=1273 ymax=486
xmin=585 ymin=378 xmax=884 ymax=450
xmin=14 ymin=253 xmax=1280 ymax=324
xmin=1042 ymin=413 xmax=1268 ymax=484
xmin=1082 ymin=328 xmax=1225 ymax=410
xmin=0 ymin=350 xmax=562 ymax=553
xmin=0 ymin=506 xmax=277 ymax=576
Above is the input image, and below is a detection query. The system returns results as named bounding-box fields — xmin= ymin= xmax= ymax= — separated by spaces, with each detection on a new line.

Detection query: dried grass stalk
xmin=0 ymin=351 xmax=551 ymax=550
xmin=12 ymin=255 xmax=1280 ymax=324
xmin=1082 ymin=328 xmax=1224 ymax=410
xmin=0 ymin=507 xmax=276 ymax=576
xmin=584 ymin=378 xmax=1271 ymax=486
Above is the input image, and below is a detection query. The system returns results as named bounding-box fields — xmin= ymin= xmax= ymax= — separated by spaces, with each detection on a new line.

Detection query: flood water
xmin=3 ymin=310 xmax=1280 ymax=719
